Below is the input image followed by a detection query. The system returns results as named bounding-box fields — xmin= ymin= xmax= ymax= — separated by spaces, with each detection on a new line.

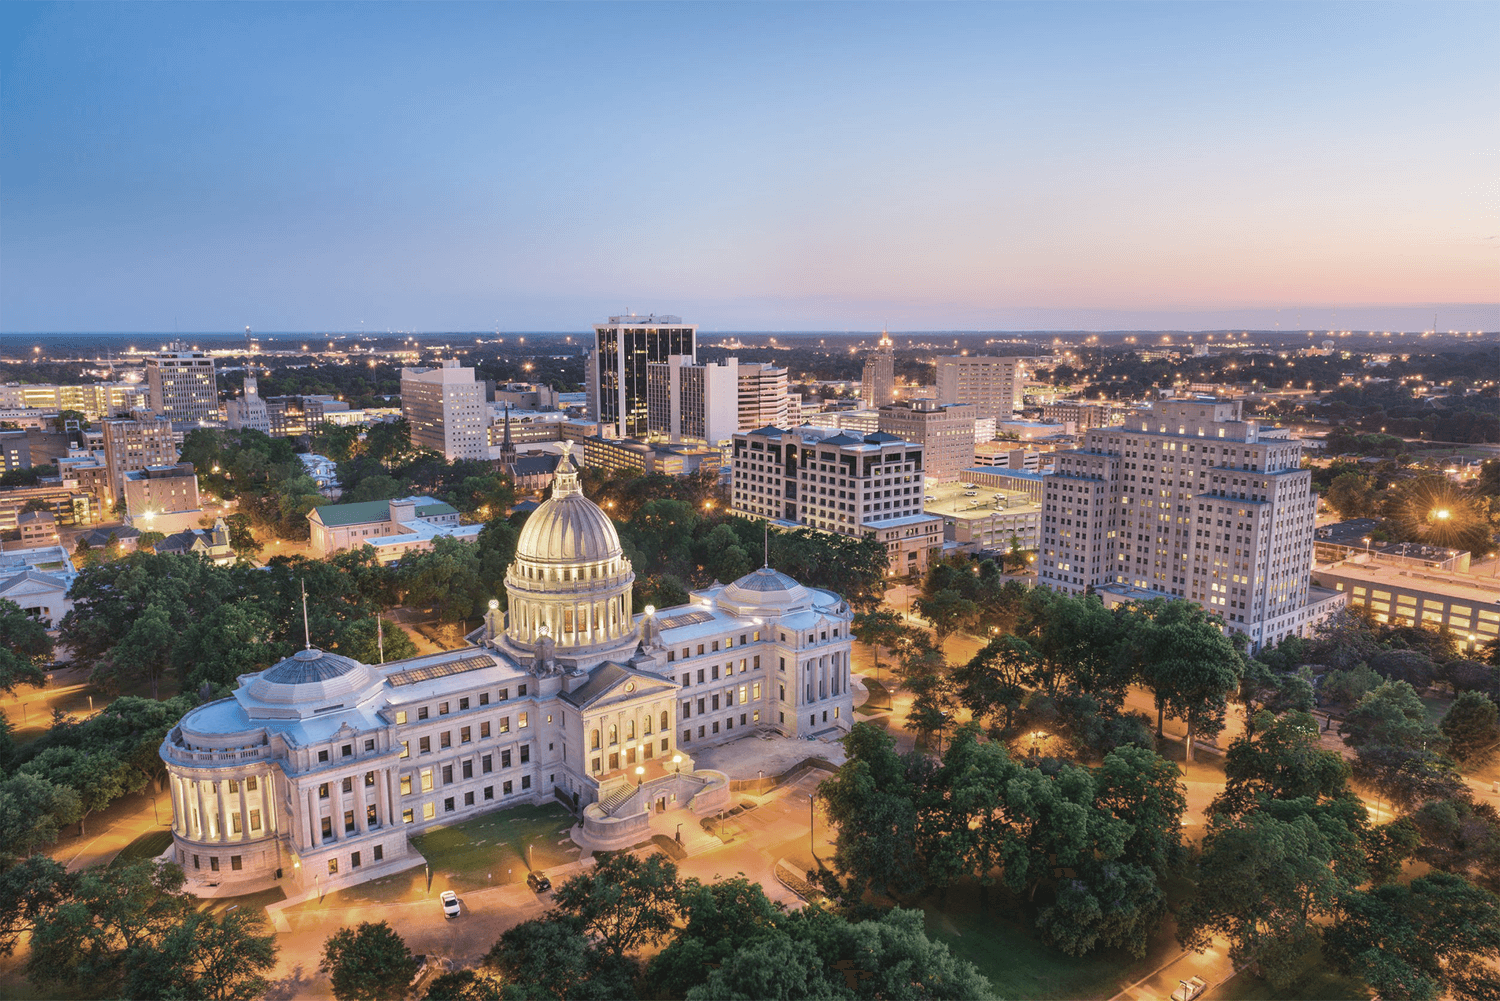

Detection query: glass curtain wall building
xmin=591 ymin=315 xmax=696 ymax=438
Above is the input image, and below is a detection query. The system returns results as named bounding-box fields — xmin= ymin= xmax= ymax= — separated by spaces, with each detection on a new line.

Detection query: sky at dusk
xmin=2 ymin=1 xmax=1496 ymax=333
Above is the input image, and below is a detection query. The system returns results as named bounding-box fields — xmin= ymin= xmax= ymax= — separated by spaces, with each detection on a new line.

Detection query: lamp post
xmin=672 ymin=754 xmax=682 ymax=775
xmin=635 ymin=765 xmax=644 ymax=787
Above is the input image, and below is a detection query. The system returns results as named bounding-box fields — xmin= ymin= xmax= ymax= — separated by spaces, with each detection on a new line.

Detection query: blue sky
xmin=3 ymin=2 xmax=1496 ymax=332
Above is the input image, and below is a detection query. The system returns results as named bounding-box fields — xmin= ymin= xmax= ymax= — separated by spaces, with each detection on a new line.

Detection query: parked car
xmin=439 ymin=890 xmax=460 ymax=918
xmin=526 ymin=871 xmax=551 ymax=893
xmin=1172 ymin=977 xmax=1207 ymax=1001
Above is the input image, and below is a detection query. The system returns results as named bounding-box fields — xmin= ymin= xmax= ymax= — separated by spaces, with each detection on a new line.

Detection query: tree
xmin=643 ymin=877 xmax=786 ymax=1000
xmin=0 ymin=598 xmax=51 ymax=694
xmin=1092 ymin=744 xmax=1188 ymax=874
xmin=225 ymin=512 xmax=263 ymax=556
xmin=1037 ymin=861 xmax=1167 ymax=959
xmin=320 ymin=921 xmax=420 ymax=1001
xmin=136 ymin=530 xmax=167 ymax=552
xmin=1342 ymin=681 xmax=1462 ymax=812
xmin=1178 ymin=811 xmax=1347 ymax=990
xmin=850 ymin=609 xmax=905 ymax=694
xmin=914 ymin=589 xmax=977 ymax=651
xmin=1212 ymin=710 xmax=1353 ymax=818
xmin=1410 ymin=796 xmax=1500 ymax=894
xmin=0 ymin=773 xmax=80 ymax=864
xmin=19 ymin=746 xmax=133 ymax=836
xmin=338 ymin=617 xmax=418 ymax=665
xmin=950 ymin=634 xmax=1031 ymax=733
xmin=1325 ymin=471 xmax=1381 ymax=520
xmin=1128 ymin=598 xmax=1243 ymax=761
xmin=25 ymin=860 xmax=195 ymax=1000
xmin=1440 ymin=691 xmax=1500 ymax=763
xmin=102 ymin=603 xmax=176 ymax=698
xmin=125 ymin=908 xmax=279 ymax=1001
xmin=1326 ymin=871 xmax=1500 ymax=1001
xmin=552 ymin=851 xmax=680 ymax=960
xmin=819 ymin=723 xmax=927 ymax=902
xmin=483 ymin=915 xmax=636 ymax=1001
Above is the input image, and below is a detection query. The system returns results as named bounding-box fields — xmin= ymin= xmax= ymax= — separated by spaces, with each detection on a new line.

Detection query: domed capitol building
xmin=161 ymin=446 xmax=854 ymax=894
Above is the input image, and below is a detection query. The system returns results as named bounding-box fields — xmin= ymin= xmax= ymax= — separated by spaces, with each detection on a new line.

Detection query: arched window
xmin=627 ymin=720 xmax=636 ymax=740
xmin=643 ymin=715 xmax=653 ymax=735
xmin=608 ymin=724 xmax=618 ymax=745
xmin=660 ymin=711 xmax=669 ymax=732
xmin=591 ymin=729 xmax=600 ymax=750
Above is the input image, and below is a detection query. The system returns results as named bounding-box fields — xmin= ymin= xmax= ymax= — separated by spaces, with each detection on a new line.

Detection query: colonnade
xmin=169 ymin=769 xmax=278 ymax=843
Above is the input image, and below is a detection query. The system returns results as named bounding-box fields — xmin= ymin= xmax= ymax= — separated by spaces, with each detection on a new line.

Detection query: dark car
xmin=526 ymin=871 xmax=551 ymax=893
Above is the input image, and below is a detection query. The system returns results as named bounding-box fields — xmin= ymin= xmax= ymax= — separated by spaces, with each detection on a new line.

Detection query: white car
xmin=439 ymin=890 xmax=460 ymax=919
xmin=1172 ymin=977 xmax=1207 ymax=1001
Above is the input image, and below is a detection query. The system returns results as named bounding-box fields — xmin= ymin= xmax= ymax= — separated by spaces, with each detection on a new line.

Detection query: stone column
xmin=375 ymin=767 xmax=389 ymax=829
xmin=196 ymin=779 xmax=209 ymax=840
xmin=216 ymin=780 xmax=229 ymax=842
xmin=355 ymin=774 xmax=369 ymax=834
xmin=170 ymin=776 xmax=184 ymax=835
xmin=238 ymin=781 xmax=250 ymax=840
xmin=331 ymin=777 xmax=344 ymax=842
xmin=307 ymin=787 xmax=319 ymax=847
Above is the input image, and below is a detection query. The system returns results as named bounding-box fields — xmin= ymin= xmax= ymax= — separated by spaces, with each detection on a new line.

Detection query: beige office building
xmin=860 ymin=333 xmax=896 ymax=408
xmin=102 ymin=415 xmax=179 ymax=499
xmin=934 ymin=356 xmax=1027 ymax=420
xmin=737 ymin=362 xmax=789 ymax=431
xmin=0 ymin=382 xmax=147 ymax=421
xmin=646 ymin=356 xmax=740 ymax=446
xmin=876 ymin=399 xmax=976 ymax=483
xmin=401 ymin=362 xmax=487 ymax=461
xmin=1038 ymin=398 xmax=1323 ymax=653
xmin=1312 ymin=560 xmax=1500 ymax=656
xmin=145 ymin=343 xmax=219 ymax=422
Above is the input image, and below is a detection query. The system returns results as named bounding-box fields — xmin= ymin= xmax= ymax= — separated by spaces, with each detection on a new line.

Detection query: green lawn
xmin=1211 ymin=947 xmax=1369 ymax=1000
xmin=409 ymin=802 xmax=578 ymax=892
xmin=108 ymin=829 xmax=174 ymax=868
xmin=920 ymin=882 xmax=1153 ymax=1001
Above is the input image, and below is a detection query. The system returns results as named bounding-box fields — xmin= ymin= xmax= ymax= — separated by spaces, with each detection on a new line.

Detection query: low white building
xmin=307 ymin=497 xmax=480 ymax=562
xmin=0 ymin=544 xmax=78 ymax=627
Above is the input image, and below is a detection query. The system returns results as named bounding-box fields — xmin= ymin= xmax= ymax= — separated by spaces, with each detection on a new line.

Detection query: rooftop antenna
xmin=763 ymin=522 xmax=770 ymax=568
xmin=301 ymin=579 xmax=311 ymax=650
xmin=377 ymin=615 xmax=385 ymax=665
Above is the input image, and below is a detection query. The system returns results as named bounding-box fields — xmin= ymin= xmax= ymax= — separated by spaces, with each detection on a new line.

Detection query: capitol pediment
xmin=560 ymin=661 xmax=677 ymax=711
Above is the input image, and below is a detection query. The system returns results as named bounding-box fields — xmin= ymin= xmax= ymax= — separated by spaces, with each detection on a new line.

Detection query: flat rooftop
xmin=923 ymin=479 xmax=1041 ymax=520
xmin=1313 ymin=560 xmax=1500 ymax=605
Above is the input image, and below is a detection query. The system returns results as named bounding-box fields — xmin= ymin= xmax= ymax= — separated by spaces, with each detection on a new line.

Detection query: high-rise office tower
xmin=877 ymin=399 xmax=977 ymax=483
xmin=1037 ymin=398 xmax=1319 ymax=652
xmin=646 ymin=355 xmax=740 ymax=445
xmin=102 ymin=414 xmax=179 ymax=499
xmin=860 ymin=333 xmax=896 ymax=408
xmin=401 ymin=361 xmax=487 ymax=461
xmin=934 ymin=355 xmax=1027 ymax=420
xmin=145 ymin=342 xmax=219 ymax=422
xmin=590 ymin=314 xmax=697 ymax=438
xmin=736 ymin=362 xmax=789 ymax=431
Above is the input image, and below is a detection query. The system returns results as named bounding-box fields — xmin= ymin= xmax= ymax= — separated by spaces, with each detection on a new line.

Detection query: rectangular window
xmin=321 ymin=817 xmax=333 ymax=839
xmin=342 ymin=744 xmax=353 ymax=758
xmin=681 ymin=700 xmax=691 ymax=719
xmin=318 ymin=750 xmax=329 ymax=763
xmin=328 ymin=858 xmax=338 ymax=875
xmin=459 ymin=697 xmax=470 ymax=711
xmin=249 ymin=809 xmax=261 ymax=830
xmin=464 ymin=791 xmax=475 ymax=806
xmin=521 ymin=775 xmax=531 ymax=790
xmin=439 ymin=702 xmax=450 ymax=716
xmin=231 ymin=813 xmax=242 ymax=834
xmin=520 ymin=745 xmax=530 ymax=764
xmin=400 ymin=741 xmax=409 ymax=759
xmin=319 ymin=783 xmax=329 ymax=799
xmin=403 ymin=808 xmax=414 ymax=824
xmin=697 ymin=669 xmax=705 ymax=684
xmin=364 ymin=739 xmax=375 ymax=752
xmin=342 ymin=777 xmax=353 ymax=794
xmin=351 ymin=851 xmax=361 ymax=868
xmin=480 ymin=721 xmax=491 ymax=739
xmin=482 ymin=754 xmax=493 ymax=773
xmin=440 ymin=732 xmax=452 ymax=750
xmin=444 ymin=797 xmax=455 ymax=813
xmin=419 ymin=736 xmax=431 ymax=754
xmin=418 ymin=707 xmax=429 ymax=720
xmin=460 ymin=726 xmax=471 ymax=743
xmin=711 ymin=665 xmax=719 ymax=680
xmin=683 ymin=729 xmax=692 ymax=743
xmin=501 ymin=749 xmax=512 ymax=768
xmin=519 ymin=712 xmax=528 ymax=729
xmin=442 ymin=765 xmax=453 ymax=784
xmin=754 ymin=655 xmax=760 ymax=669
xmin=518 ymin=684 xmax=527 ymax=697
xmin=423 ymin=802 xmax=436 ymax=820
xmin=500 ymin=717 xmax=511 ymax=733
xmin=421 ymin=769 xmax=433 ymax=792
xmin=462 ymin=760 xmax=473 ymax=779
xmin=374 ymin=844 xmax=384 ymax=861
xmin=712 ymin=694 xmax=720 ymax=711
xmin=229 ymin=779 xmax=240 ymax=793
xmin=210 ymin=857 xmax=220 ymax=871
xmin=498 ymin=688 xmax=509 ymax=701
xmin=344 ymin=810 xmax=355 ymax=833
xmin=365 ymin=771 xmax=375 ymax=787
xmin=503 ymin=780 xmax=513 ymax=795
xmin=479 ymin=693 xmax=490 ymax=706
xmin=484 ymin=786 xmax=494 ymax=800
xmin=246 ymin=776 xmax=258 ymax=792
xmin=401 ymin=775 xmax=412 ymax=795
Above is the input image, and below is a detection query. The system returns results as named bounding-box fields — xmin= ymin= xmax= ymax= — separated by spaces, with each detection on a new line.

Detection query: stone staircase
xmin=597 ymin=784 xmax=637 ymax=815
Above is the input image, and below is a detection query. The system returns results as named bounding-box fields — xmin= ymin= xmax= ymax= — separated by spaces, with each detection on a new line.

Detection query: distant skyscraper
xmin=934 ymin=355 xmax=1028 ymax=420
xmin=589 ymin=314 xmax=697 ymax=438
xmin=1037 ymin=398 xmax=1320 ymax=653
xmin=647 ymin=355 xmax=739 ymax=446
xmin=401 ymin=361 xmax=487 ymax=461
xmin=102 ymin=414 xmax=179 ymax=500
xmin=877 ymin=399 xmax=976 ymax=483
xmin=736 ymin=362 xmax=788 ymax=431
xmin=145 ymin=342 xmax=219 ymax=422
xmin=860 ymin=333 xmax=896 ymax=408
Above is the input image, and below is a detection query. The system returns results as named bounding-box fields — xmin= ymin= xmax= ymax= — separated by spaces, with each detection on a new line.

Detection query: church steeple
xmin=499 ymin=403 xmax=517 ymax=464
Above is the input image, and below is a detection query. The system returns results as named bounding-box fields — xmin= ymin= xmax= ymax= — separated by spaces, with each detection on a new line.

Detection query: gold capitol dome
xmin=502 ymin=442 xmax=638 ymax=661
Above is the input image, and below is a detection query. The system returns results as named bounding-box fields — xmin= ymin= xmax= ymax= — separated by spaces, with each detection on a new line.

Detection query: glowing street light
xmin=635 ymin=765 xmax=645 ymax=787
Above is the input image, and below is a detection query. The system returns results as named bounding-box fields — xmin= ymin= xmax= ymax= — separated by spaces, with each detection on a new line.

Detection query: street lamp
xmin=635 ymin=765 xmax=645 ymax=787
xmin=672 ymin=754 xmax=682 ymax=775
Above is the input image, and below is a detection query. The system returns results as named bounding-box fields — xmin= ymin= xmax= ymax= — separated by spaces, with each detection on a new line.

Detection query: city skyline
xmin=3 ymin=2 xmax=1496 ymax=333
